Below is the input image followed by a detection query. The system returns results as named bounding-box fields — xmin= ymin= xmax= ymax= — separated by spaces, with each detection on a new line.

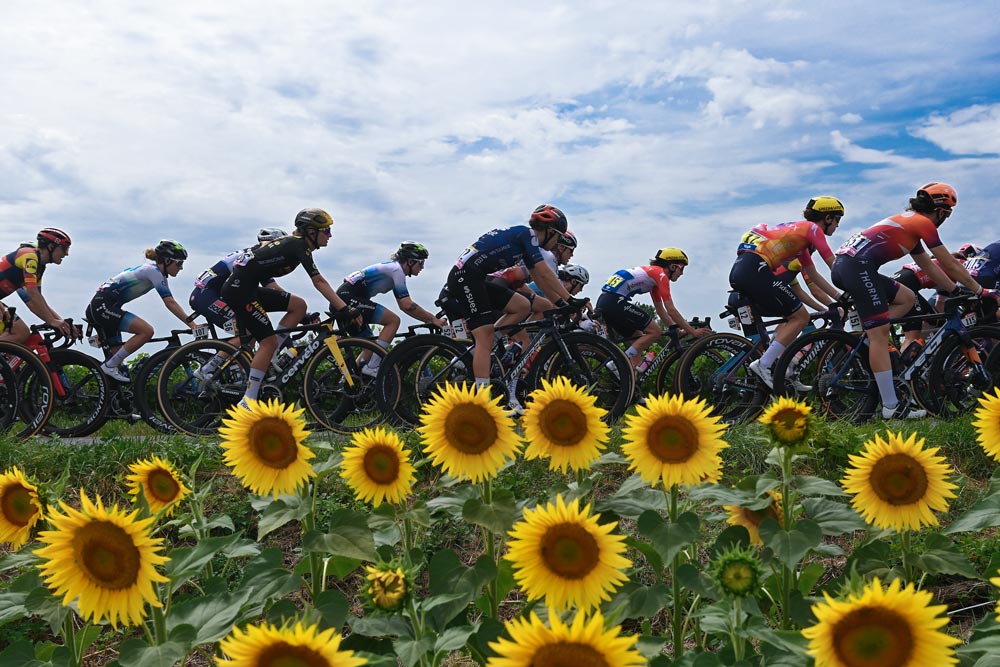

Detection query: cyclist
xmin=830 ymin=182 xmax=995 ymax=419
xmin=597 ymin=248 xmax=711 ymax=368
xmin=444 ymin=204 xmax=586 ymax=389
xmin=729 ymin=196 xmax=844 ymax=388
xmin=337 ymin=241 xmax=446 ymax=378
xmin=87 ymin=240 xmax=196 ymax=382
xmin=964 ymin=241 xmax=1000 ymax=289
xmin=189 ymin=227 xmax=289 ymax=335
xmin=0 ymin=228 xmax=75 ymax=343
xmin=221 ymin=208 xmax=361 ymax=409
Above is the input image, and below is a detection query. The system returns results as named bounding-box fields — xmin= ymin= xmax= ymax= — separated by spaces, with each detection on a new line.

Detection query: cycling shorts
xmin=220 ymin=283 xmax=292 ymax=342
xmin=595 ymin=292 xmax=652 ymax=338
xmin=445 ymin=266 xmax=515 ymax=330
xmin=85 ymin=291 xmax=134 ymax=346
xmin=189 ymin=287 xmax=235 ymax=329
xmin=728 ymin=252 xmax=802 ymax=317
xmin=831 ymin=255 xmax=900 ymax=330
xmin=336 ymin=282 xmax=387 ymax=338
xmin=890 ymin=269 xmax=932 ymax=332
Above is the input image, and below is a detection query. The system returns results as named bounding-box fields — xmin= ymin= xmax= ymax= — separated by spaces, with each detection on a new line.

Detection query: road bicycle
xmin=0 ymin=313 xmax=55 ymax=438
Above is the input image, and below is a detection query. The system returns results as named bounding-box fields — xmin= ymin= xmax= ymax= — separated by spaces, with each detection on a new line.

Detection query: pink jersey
xmin=837 ymin=211 xmax=942 ymax=266
xmin=743 ymin=220 xmax=833 ymax=271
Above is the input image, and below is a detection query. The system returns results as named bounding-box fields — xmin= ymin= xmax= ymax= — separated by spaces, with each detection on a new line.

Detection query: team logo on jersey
xmin=23 ymin=257 xmax=38 ymax=275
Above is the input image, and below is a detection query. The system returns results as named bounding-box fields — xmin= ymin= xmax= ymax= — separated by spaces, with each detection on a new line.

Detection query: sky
xmin=3 ymin=1 xmax=1000 ymax=346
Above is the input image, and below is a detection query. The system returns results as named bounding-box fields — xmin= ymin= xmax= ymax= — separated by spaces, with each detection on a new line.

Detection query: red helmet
xmin=37 ymin=228 xmax=72 ymax=248
xmin=918 ymin=182 xmax=957 ymax=209
xmin=529 ymin=204 xmax=568 ymax=234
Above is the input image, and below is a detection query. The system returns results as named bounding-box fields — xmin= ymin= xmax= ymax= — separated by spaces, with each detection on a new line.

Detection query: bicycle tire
xmin=0 ymin=354 xmax=21 ymax=433
xmin=132 ymin=348 xmax=180 ymax=433
xmin=771 ymin=329 xmax=877 ymax=423
xmin=524 ymin=331 xmax=634 ymax=423
xmin=376 ymin=334 xmax=473 ymax=427
xmin=302 ymin=337 xmax=387 ymax=433
xmin=39 ymin=349 xmax=111 ymax=437
xmin=652 ymin=348 xmax=686 ymax=398
xmin=921 ymin=324 xmax=1000 ymax=417
xmin=675 ymin=333 xmax=767 ymax=424
xmin=157 ymin=340 xmax=249 ymax=436
xmin=1 ymin=340 xmax=55 ymax=438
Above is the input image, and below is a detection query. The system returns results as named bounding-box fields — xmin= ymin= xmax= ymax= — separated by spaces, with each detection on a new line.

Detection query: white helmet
xmin=257 ymin=227 xmax=288 ymax=243
xmin=559 ymin=264 xmax=590 ymax=285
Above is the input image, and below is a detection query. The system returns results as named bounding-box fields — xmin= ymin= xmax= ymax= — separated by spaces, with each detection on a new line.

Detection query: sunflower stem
xmin=403 ymin=516 xmax=415 ymax=565
xmin=900 ymin=529 xmax=913 ymax=584
xmin=481 ymin=480 xmax=500 ymax=618
xmin=668 ymin=484 xmax=685 ymax=659
xmin=731 ymin=598 xmax=745 ymax=661
xmin=152 ymin=585 xmax=168 ymax=644
xmin=305 ymin=482 xmax=324 ymax=601
xmin=61 ymin=613 xmax=81 ymax=667
xmin=779 ymin=446 xmax=794 ymax=631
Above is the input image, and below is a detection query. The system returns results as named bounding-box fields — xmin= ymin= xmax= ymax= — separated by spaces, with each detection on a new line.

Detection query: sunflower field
xmin=3 ymin=380 xmax=1000 ymax=667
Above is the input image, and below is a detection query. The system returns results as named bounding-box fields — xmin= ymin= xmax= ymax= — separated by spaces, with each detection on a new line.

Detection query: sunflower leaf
xmin=944 ymin=478 xmax=1000 ymax=534
xmin=394 ymin=636 xmax=436 ymax=667
xmin=595 ymin=474 xmax=668 ymax=519
xmin=462 ymin=488 xmax=518 ymax=534
xmin=165 ymin=589 xmax=252 ymax=645
xmin=759 ymin=519 xmax=822 ymax=569
xmin=800 ymin=497 xmax=866 ymax=536
xmin=165 ymin=534 xmax=246 ymax=593
xmin=793 ymin=475 xmax=848 ymax=497
xmin=116 ymin=639 xmax=190 ymax=667
xmin=255 ymin=494 xmax=310 ymax=539
xmin=303 ymin=510 xmax=378 ymax=562
xmin=913 ymin=533 xmax=979 ymax=578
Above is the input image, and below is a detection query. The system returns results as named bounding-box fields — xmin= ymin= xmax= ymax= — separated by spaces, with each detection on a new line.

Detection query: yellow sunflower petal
xmin=340 ymin=427 xmax=415 ymax=507
xmin=505 ymin=494 xmax=631 ymax=612
xmin=840 ymin=431 xmax=956 ymax=531
xmin=973 ymin=387 xmax=1000 ymax=461
xmin=35 ymin=490 xmax=169 ymax=627
xmin=522 ymin=377 xmax=610 ymax=473
xmin=487 ymin=609 xmax=645 ymax=667
xmin=724 ymin=490 xmax=784 ymax=546
xmin=417 ymin=383 xmax=522 ymax=483
xmin=0 ymin=467 xmax=44 ymax=549
xmin=803 ymin=576 xmax=960 ymax=667
xmin=621 ymin=393 xmax=728 ymax=489
xmin=759 ymin=396 xmax=813 ymax=446
xmin=218 ymin=620 xmax=365 ymax=667
xmin=126 ymin=455 xmax=191 ymax=516
xmin=219 ymin=398 xmax=316 ymax=498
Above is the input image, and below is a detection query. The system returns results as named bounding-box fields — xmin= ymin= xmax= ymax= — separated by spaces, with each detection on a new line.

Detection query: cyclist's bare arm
xmin=662 ymin=299 xmax=709 ymax=337
xmin=801 ymin=264 xmax=840 ymax=302
xmin=162 ymin=296 xmax=198 ymax=329
xmin=528 ymin=262 xmax=573 ymax=303
xmin=21 ymin=285 xmax=72 ymax=336
xmin=398 ymin=295 xmax=446 ymax=327
xmin=925 ymin=246 xmax=985 ymax=293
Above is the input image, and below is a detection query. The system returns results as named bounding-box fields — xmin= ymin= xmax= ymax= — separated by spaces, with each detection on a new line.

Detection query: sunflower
xmin=841 ymin=431 xmax=956 ymax=531
xmin=803 ymin=576 xmax=959 ymax=667
xmin=34 ymin=490 xmax=168 ymax=627
xmin=340 ymin=427 xmax=415 ymax=507
xmin=0 ymin=467 xmax=44 ymax=549
xmin=418 ymin=383 xmax=522 ymax=483
xmin=487 ymin=609 xmax=645 ymax=667
xmin=973 ymin=387 xmax=1000 ymax=461
xmin=505 ymin=494 xmax=631 ymax=612
xmin=712 ymin=545 xmax=763 ymax=598
xmin=724 ymin=490 xmax=784 ymax=546
xmin=364 ymin=563 xmax=408 ymax=611
xmin=126 ymin=456 xmax=191 ymax=517
xmin=219 ymin=398 xmax=316 ymax=498
xmin=990 ymin=570 xmax=1000 ymax=622
xmin=522 ymin=377 xmax=609 ymax=473
xmin=218 ymin=620 xmax=365 ymax=667
xmin=621 ymin=393 xmax=728 ymax=488
xmin=759 ymin=396 xmax=813 ymax=446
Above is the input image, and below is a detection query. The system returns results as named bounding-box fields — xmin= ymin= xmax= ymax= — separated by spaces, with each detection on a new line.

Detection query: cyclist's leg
xmin=225 ymin=286 xmax=292 ymax=404
xmin=447 ymin=266 xmax=502 ymax=386
xmin=597 ymin=292 xmax=652 ymax=366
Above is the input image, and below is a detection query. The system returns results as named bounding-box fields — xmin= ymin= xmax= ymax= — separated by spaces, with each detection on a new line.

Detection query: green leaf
xmin=794 ymin=475 xmax=848 ymax=497
xmin=801 ymin=497 xmax=866 ymax=536
xmin=845 ymin=537 xmax=892 ymax=576
xmin=303 ymin=509 xmax=377 ymax=561
xmin=349 ymin=615 xmax=411 ymax=638
xmin=426 ymin=552 xmax=496 ymax=626
xmin=798 ymin=562 xmax=826 ymax=596
xmin=166 ymin=589 xmax=252 ymax=645
xmin=759 ymin=519 xmax=823 ymax=569
xmin=945 ymin=477 xmax=1000 ymax=534
xmin=676 ymin=562 xmax=715 ymax=598
xmin=24 ymin=582 xmax=69 ymax=634
xmin=624 ymin=535 xmax=664 ymax=573
xmin=394 ymin=636 xmax=436 ymax=667
xmin=315 ymin=589 xmax=350 ymax=631
xmin=177 ymin=513 xmax=235 ymax=536
xmin=462 ymin=488 xmax=518 ymax=534
xmin=635 ymin=634 xmax=670 ymax=660
xmin=435 ymin=625 xmax=478 ymax=652
xmin=607 ymin=581 xmax=673 ymax=620
xmin=0 ymin=570 xmax=39 ymax=626
xmin=594 ymin=474 xmax=667 ymax=518
xmin=0 ymin=640 xmax=45 ymax=667
xmin=638 ymin=510 xmax=700 ymax=564
xmin=165 ymin=534 xmax=244 ymax=592
xmin=239 ymin=549 xmax=301 ymax=603
xmin=116 ymin=639 xmax=190 ymax=667
xmin=426 ymin=484 xmax=481 ymax=520
xmin=256 ymin=494 xmax=310 ymax=539
xmin=467 ymin=618 xmax=505 ymax=666
xmin=914 ymin=533 xmax=979 ymax=578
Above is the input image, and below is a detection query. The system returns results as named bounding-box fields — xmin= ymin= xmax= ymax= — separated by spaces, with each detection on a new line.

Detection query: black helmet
xmin=155 ymin=240 xmax=188 ymax=261
xmin=529 ymin=204 xmax=568 ymax=234
xmin=395 ymin=240 xmax=429 ymax=262
xmin=557 ymin=230 xmax=578 ymax=250
xmin=294 ymin=208 xmax=334 ymax=231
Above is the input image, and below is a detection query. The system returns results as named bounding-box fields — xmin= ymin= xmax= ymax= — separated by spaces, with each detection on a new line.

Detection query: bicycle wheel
xmin=675 ymin=333 xmax=767 ymax=424
xmin=652 ymin=348 xmax=686 ymax=398
xmin=772 ymin=329 xmax=877 ymax=423
xmin=302 ymin=337 xmax=387 ymax=433
xmin=132 ymin=348 xmax=179 ymax=433
xmin=922 ymin=325 xmax=1000 ymax=417
xmin=377 ymin=334 xmax=473 ymax=427
xmin=38 ymin=349 xmax=111 ymax=437
xmin=525 ymin=331 xmax=634 ymax=423
xmin=157 ymin=340 xmax=249 ymax=436
xmin=1 ymin=341 xmax=54 ymax=438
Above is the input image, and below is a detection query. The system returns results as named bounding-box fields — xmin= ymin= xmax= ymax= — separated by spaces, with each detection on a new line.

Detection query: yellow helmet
xmin=652 ymin=247 xmax=689 ymax=265
xmin=805 ymin=196 xmax=845 ymax=216
xmin=294 ymin=208 xmax=334 ymax=230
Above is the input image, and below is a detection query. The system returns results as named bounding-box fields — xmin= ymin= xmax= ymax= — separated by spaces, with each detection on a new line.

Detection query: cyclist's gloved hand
xmin=333 ymin=306 xmax=363 ymax=335
xmin=567 ymin=296 xmax=590 ymax=309
xmin=981 ymin=288 xmax=999 ymax=301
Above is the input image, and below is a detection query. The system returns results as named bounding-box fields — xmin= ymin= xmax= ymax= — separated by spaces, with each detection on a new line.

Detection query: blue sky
xmin=2 ymin=2 xmax=1000 ymax=341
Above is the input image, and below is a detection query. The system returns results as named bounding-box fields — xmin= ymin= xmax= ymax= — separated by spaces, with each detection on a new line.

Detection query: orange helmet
xmin=918 ymin=182 xmax=957 ymax=209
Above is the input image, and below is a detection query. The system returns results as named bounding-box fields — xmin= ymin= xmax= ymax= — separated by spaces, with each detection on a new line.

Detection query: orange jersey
xmin=0 ymin=245 xmax=43 ymax=297
xmin=836 ymin=210 xmax=942 ymax=265
xmin=740 ymin=220 xmax=833 ymax=271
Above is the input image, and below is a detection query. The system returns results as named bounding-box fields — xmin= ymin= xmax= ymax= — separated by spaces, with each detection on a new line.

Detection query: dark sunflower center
xmin=532 ymin=641 xmax=609 ymax=667
xmin=720 ymin=562 xmax=756 ymax=594
xmin=1 ymin=485 xmax=38 ymax=527
xmin=363 ymin=446 xmax=400 ymax=484
xmin=443 ymin=403 xmax=498 ymax=454
xmin=869 ymin=454 xmax=928 ymax=505
xmin=249 ymin=418 xmax=300 ymax=469
xmin=646 ymin=416 xmax=699 ymax=462
xmin=540 ymin=523 xmax=600 ymax=580
xmin=539 ymin=399 xmax=587 ymax=447
xmin=258 ymin=641 xmax=330 ymax=667
xmin=146 ymin=469 xmax=181 ymax=504
xmin=832 ymin=606 xmax=914 ymax=667
xmin=73 ymin=520 xmax=141 ymax=590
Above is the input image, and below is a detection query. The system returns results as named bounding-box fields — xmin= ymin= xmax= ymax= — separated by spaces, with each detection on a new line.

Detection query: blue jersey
xmin=342 ymin=261 xmax=410 ymax=299
xmin=454 ymin=225 xmax=545 ymax=274
xmin=95 ymin=262 xmax=172 ymax=305
xmin=965 ymin=242 xmax=1000 ymax=285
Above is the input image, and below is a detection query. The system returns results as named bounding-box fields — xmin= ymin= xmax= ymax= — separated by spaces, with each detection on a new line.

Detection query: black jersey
xmin=230 ymin=235 xmax=319 ymax=286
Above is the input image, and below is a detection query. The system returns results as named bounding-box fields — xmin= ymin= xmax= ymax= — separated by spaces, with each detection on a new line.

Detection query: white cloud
xmin=912 ymin=104 xmax=1000 ymax=155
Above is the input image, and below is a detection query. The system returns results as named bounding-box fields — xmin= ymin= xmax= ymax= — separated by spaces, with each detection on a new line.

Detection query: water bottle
xmin=636 ymin=351 xmax=656 ymax=373
xmin=274 ymin=346 xmax=298 ymax=371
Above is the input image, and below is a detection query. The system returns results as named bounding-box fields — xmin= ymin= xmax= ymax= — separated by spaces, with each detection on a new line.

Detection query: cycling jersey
xmin=0 ymin=244 xmax=45 ymax=298
xmin=341 ymin=261 xmax=410 ymax=300
xmin=453 ymin=226 xmax=545 ymax=274
xmin=600 ymin=265 xmax=672 ymax=302
xmin=835 ymin=210 xmax=942 ymax=265
xmin=190 ymin=249 xmax=276 ymax=329
xmin=738 ymin=220 xmax=833 ymax=270
xmin=194 ymin=249 xmax=277 ymax=293
xmin=230 ymin=236 xmax=321 ymax=285
xmin=493 ymin=249 xmax=559 ymax=292
xmin=965 ymin=242 xmax=1000 ymax=289
xmin=897 ymin=258 xmax=955 ymax=290
xmin=94 ymin=262 xmax=172 ymax=304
